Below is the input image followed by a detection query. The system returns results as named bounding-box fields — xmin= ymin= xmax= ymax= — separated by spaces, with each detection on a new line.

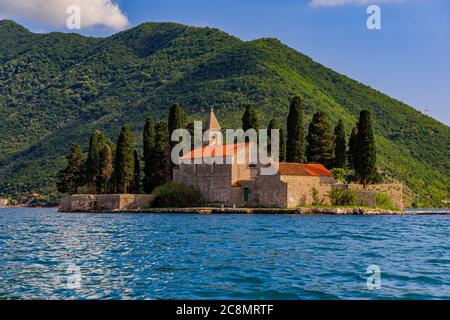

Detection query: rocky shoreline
xmin=59 ymin=207 xmax=415 ymax=215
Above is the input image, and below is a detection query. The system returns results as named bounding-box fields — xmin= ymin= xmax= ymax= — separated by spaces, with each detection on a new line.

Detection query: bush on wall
xmin=328 ymin=187 xmax=357 ymax=206
xmin=376 ymin=192 xmax=398 ymax=211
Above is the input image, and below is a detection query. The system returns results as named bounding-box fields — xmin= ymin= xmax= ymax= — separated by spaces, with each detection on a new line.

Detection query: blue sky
xmin=1 ymin=0 xmax=449 ymax=125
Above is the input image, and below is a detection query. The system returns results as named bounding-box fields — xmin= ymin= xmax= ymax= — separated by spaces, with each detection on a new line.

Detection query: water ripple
xmin=0 ymin=209 xmax=449 ymax=300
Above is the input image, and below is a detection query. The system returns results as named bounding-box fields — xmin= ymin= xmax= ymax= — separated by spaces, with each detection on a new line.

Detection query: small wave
xmin=426 ymin=258 xmax=450 ymax=265
xmin=383 ymin=273 xmax=444 ymax=286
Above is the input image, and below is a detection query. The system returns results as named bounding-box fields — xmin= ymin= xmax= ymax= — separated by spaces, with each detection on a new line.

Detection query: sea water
xmin=0 ymin=208 xmax=449 ymax=300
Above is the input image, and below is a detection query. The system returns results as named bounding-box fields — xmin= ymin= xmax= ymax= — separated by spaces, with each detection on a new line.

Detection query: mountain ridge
xmin=0 ymin=20 xmax=448 ymax=207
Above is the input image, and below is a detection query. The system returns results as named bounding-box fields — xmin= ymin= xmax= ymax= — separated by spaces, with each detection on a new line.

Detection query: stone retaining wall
xmin=60 ymin=194 xmax=154 ymax=212
xmin=348 ymin=183 xmax=404 ymax=210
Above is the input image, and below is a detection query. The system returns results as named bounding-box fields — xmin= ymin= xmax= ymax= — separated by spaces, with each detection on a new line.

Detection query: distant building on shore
xmin=174 ymin=110 xmax=404 ymax=209
xmin=0 ymin=198 xmax=9 ymax=206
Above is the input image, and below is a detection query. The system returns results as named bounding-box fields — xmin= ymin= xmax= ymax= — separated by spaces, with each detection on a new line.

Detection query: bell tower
xmin=204 ymin=108 xmax=222 ymax=146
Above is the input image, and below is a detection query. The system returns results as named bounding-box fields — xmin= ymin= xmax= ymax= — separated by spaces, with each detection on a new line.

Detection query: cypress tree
xmin=333 ymin=119 xmax=347 ymax=168
xmin=286 ymin=96 xmax=306 ymax=163
xmin=348 ymin=125 xmax=358 ymax=170
xmin=186 ymin=121 xmax=195 ymax=150
xmin=355 ymin=110 xmax=378 ymax=186
xmin=86 ymin=130 xmax=116 ymax=193
xmin=168 ymin=103 xmax=187 ymax=176
xmin=86 ymin=131 xmax=114 ymax=186
xmin=114 ymin=124 xmax=135 ymax=193
xmin=56 ymin=144 xmax=85 ymax=194
xmin=242 ymin=104 xmax=259 ymax=132
xmin=168 ymin=103 xmax=187 ymax=147
xmin=268 ymin=119 xmax=286 ymax=162
xmin=86 ymin=131 xmax=104 ymax=183
xmin=151 ymin=121 xmax=170 ymax=190
xmin=133 ymin=149 xmax=141 ymax=194
xmin=98 ymin=144 xmax=113 ymax=194
xmin=306 ymin=112 xmax=334 ymax=168
xmin=143 ymin=116 xmax=155 ymax=193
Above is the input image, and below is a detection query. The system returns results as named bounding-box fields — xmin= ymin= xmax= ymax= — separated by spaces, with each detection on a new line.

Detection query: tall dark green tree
xmin=97 ymin=144 xmax=113 ymax=194
xmin=168 ymin=103 xmax=187 ymax=176
xmin=242 ymin=104 xmax=259 ymax=132
xmin=114 ymin=124 xmax=135 ymax=193
xmin=57 ymin=144 xmax=85 ymax=194
xmin=86 ymin=131 xmax=106 ymax=184
xmin=186 ymin=121 xmax=195 ymax=150
xmin=355 ymin=110 xmax=378 ymax=186
xmin=86 ymin=130 xmax=115 ymax=193
xmin=168 ymin=103 xmax=187 ymax=146
xmin=133 ymin=150 xmax=141 ymax=193
xmin=306 ymin=112 xmax=334 ymax=168
xmin=151 ymin=121 xmax=170 ymax=189
xmin=286 ymin=96 xmax=306 ymax=163
xmin=268 ymin=119 xmax=286 ymax=162
xmin=143 ymin=116 xmax=156 ymax=193
xmin=348 ymin=125 xmax=358 ymax=170
xmin=333 ymin=119 xmax=347 ymax=168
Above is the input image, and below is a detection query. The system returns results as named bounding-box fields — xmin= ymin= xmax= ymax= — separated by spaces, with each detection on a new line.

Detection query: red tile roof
xmin=180 ymin=145 xmax=334 ymax=178
xmin=278 ymin=163 xmax=334 ymax=177
xmin=180 ymin=143 xmax=249 ymax=160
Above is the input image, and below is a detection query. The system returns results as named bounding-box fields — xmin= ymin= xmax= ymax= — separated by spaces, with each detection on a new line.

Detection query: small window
xmin=243 ymin=188 xmax=250 ymax=202
xmin=248 ymin=164 xmax=257 ymax=168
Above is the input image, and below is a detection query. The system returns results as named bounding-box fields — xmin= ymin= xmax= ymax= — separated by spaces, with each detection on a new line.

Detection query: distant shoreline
xmin=0 ymin=205 xmax=26 ymax=209
xmin=404 ymin=209 xmax=450 ymax=215
xmin=0 ymin=205 xmax=59 ymax=209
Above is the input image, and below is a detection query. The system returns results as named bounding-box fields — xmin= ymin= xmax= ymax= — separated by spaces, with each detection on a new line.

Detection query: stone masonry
xmin=60 ymin=194 xmax=154 ymax=212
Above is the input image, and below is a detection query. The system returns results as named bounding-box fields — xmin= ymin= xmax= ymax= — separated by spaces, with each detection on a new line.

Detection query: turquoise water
xmin=1 ymin=208 xmax=449 ymax=300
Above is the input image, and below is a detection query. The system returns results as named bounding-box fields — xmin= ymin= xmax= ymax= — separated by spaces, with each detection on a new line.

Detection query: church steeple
xmin=208 ymin=108 xmax=221 ymax=131
xmin=204 ymin=108 xmax=222 ymax=146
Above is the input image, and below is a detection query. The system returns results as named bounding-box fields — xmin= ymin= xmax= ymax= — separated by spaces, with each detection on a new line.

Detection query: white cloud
xmin=311 ymin=0 xmax=405 ymax=6
xmin=0 ymin=0 xmax=128 ymax=30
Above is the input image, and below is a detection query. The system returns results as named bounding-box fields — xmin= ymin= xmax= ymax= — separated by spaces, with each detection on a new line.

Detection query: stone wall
xmin=174 ymin=163 xmax=235 ymax=205
xmin=254 ymin=174 xmax=288 ymax=208
xmin=232 ymin=163 xmax=257 ymax=185
xmin=247 ymin=175 xmax=397 ymax=209
xmin=281 ymin=176 xmax=335 ymax=208
xmin=234 ymin=174 xmax=336 ymax=209
xmin=60 ymin=194 xmax=96 ymax=212
xmin=60 ymin=194 xmax=154 ymax=212
xmin=348 ymin=183 xmax=404 ymax=210
xmin=173 ymin=162 xmax=404 ymax=210
xmin=351 ymin=189 xmax=377 ymax=207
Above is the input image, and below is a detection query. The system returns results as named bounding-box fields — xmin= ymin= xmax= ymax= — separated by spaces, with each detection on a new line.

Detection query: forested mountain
xmin=0 ymin=20 xmax=448 ymax=207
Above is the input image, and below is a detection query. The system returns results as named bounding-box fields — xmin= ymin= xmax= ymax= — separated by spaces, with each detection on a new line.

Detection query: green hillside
xmin=0 ymin=20 xmax=448 ymax=207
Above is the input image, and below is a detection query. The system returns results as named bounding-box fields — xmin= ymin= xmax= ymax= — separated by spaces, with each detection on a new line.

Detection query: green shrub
xmin=311 ymin=187 xmax=323 ymax=206
xmin=152 ymin=182 xmax=202 ymax=208
xmin=376 ymin=192 xmax=398 ymax=211
xmin=330 ymin=168 xmax=353 ymax=184
xmin=328 ymin=187 xmax=357 ymax=206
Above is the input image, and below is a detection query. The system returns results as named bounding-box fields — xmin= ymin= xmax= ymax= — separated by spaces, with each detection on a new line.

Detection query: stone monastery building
xmin=174 ymin=110 xmax=404 ymax=209
xmin=174 ymin=110 xmax=341 ymax=208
